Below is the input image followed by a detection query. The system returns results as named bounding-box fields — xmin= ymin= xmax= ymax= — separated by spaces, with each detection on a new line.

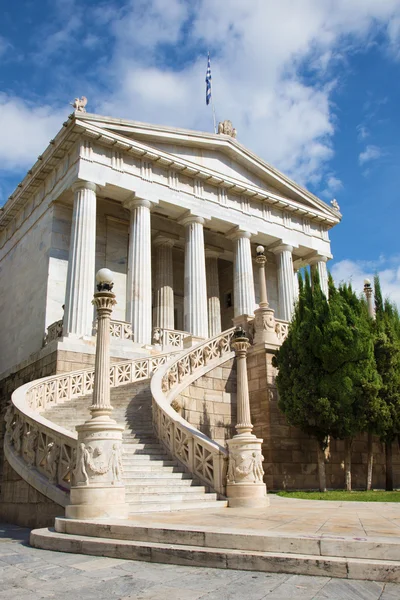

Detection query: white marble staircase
xmin=42 ymin=380 xmax=227 ymax=514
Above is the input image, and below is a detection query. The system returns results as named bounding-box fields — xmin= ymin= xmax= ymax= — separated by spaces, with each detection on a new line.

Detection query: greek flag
xmin=205 ymin=53 xmax=212 ymax=105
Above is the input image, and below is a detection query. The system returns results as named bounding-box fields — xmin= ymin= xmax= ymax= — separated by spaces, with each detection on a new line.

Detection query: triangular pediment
xmin=76 ymin=113 xmax=339 ymax=223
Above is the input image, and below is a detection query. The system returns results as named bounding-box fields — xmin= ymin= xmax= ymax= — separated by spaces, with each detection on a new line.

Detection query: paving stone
xmin=312 ymin=578 xmax=384 ymax=600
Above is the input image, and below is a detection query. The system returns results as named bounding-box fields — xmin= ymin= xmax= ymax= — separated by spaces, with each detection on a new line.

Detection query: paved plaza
xmin=1 ymin=519 xmax=400 ymax=600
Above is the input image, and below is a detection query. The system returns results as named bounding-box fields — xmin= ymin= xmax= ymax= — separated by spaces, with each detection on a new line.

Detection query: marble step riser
xmin=31 ymin=528 xmax=400 ymax=583
xmin=121 ymin=466 xmax=185 ymax=473
xmin=123 ymin=485 xmax=206 ymax=494
xmin=52 ymin=517 xmax=400 ymax=562
xmin=125 ymin=493 xmax=217 ymax=502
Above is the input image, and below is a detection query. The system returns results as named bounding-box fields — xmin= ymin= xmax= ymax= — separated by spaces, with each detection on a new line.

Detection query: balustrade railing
xmin=275 ymin=319 xmax=289 ymax=342
xmin=152 ymin=327 xmax=189 ymax=349
xmin=44 ymin=318 xmax=134 ymax=346
xmin=151 ymin=328 xmax=236 ymax=496
xmin=5 ymin=350 xmax=181 ymax=504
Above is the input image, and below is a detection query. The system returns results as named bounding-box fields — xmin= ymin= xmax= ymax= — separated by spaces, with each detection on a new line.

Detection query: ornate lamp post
xmin=66 ymin=268 xmax=129 ymax=520
xmin=253 ymin=246 xmax=279 ymax=346
xmin=364 ymin=279 xmax=375 ymax=320
xmin=226 ymin=327 xmax=269 ymax=508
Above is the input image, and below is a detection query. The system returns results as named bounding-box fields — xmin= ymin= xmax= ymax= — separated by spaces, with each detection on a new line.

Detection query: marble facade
xmin=0 ymin=112 xmax=339 ymax=376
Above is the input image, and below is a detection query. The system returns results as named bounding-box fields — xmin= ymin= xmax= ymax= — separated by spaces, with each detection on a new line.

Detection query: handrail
xmin=150 ymin=328 xmax=236 ymax=496
xmin=5 ymin=349 xmax=182 ymax=504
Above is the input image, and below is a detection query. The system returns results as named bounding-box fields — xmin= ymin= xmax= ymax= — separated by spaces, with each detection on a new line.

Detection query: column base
xmin=66 ymin=485 xmax=129 ymax=520
xmin=226 ymin=434 xmax=269 ymax=509
xmin=253 ymin=306 xmax=280 ymax=346
xmin=226 ymin=482 xmax=269 ymax=508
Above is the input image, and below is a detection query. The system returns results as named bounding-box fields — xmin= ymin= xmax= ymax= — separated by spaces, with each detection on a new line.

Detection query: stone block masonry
xmin=176 ymin=359 xmax=237 ymax=446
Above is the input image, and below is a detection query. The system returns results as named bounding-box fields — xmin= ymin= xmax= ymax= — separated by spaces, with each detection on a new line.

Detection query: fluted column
xmin=124 ymin=197 xmax=152 ymax=345
xmin=63 ymin=181 xmax=98 ymax=338
xmin=272 ymin=244 xmax=295 ymax=321
xmin=230 ymin=230 xmax=256 ymax=318
xmin=293 ymin=268 xmax=300 ymax=304
xmin=180 ymin=215 xmax=208 ymax=338
xmin=310 ymin=256 xmax=329 ymax=299
xmin=154 ymin=236 xmax=175 ymax=330
xmin=206 ymin=249 xmax=222 ymax=337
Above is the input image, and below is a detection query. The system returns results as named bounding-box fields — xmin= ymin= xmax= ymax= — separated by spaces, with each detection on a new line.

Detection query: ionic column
xmin=124 ymin=197 xmax=152 ymax=345
xmin=206 ymin=249 xmax=222 ymax=337
xmin=153 ymin=235 xmax=175 ymax=330
xmin=180 ymin=215 xmax=208 ymax=338
xmin=229 ymin=229 xmax=256 ymax=318
xmin=310 ymin=255 xmax=329 ymax=299
xmin=63 ymin=181 xmax=98 ymax=338
xmin=272 ymin=244 xmax=295 ymax=321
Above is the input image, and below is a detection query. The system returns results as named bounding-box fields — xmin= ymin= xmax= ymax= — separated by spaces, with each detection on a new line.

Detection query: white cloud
xmin=359 ymin=144 xmax=383 ymax=165
xmin=357 ymin=124 xmax=369 ymax=141
xmin=0 ymin=36 xmax=11 ymax=58
xmin=332 ymin=257 xmax=400 ymax=308
xmin=0 ymin=94 xmax=69 ymax=171
xmin=95 ymin=0 xmax=400 ymax=186
xmin=3 ymin=0 xmax=400 ymax=194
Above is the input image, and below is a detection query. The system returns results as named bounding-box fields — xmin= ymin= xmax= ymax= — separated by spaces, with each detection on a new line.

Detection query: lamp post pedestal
xmin=66 ymin=269 xmax=129 ymax=520
xmin=253 ymin=248 xmax=280 ymax=346
xmin=226 ymin=331 xmax=269 ymax=508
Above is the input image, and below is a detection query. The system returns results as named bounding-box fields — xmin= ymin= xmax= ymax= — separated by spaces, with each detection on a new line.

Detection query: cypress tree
xmin=373 ymin=276 xmax=400 ymax=491
xmin=274 ymin=271 xmax=381 ymax=492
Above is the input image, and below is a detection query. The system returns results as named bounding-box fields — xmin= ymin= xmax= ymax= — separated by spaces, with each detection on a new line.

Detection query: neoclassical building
xmin=0 ymin=112 xmax=338 ymax=377
xmin=1 ymin=111 xmax=361 ymax=530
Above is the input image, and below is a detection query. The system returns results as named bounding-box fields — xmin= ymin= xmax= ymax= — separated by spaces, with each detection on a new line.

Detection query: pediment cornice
xmin=0 ymin=113 xmax=341 ymax=231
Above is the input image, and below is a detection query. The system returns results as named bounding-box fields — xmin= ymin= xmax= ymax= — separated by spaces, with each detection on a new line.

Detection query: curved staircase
xmin=42 ymin=381 xmax=226 ymax=513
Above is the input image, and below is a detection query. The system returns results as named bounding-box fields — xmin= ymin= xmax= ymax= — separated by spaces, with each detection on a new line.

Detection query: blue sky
xmin=1 ymin=0 xmax=400 ymax=301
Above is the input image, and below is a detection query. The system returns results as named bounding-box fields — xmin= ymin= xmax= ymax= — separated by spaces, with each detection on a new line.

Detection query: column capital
xmin=270 ymin=243 xmax=294 ymax=255
xmin=123 ymin=196 xmax=153 ymax=211
xmin=308 ymin=254 xmax=329 ymax=266
xmin=205 ymin=245 xmax=224 ymax=259
xmin=227 ymin=227 xmax=253 ymax=241
xmin=72 ymin=180 xmax=98 ymax=194
xmin=153 ymin=232 xmax=177 ymax=247
xmin=178 ymin=212 xmax=205 ymax=227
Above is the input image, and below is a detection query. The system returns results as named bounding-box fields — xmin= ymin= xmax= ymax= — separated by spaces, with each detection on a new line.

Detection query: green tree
xmin=373 ymin=275 xmax=400 ymax=491
xmin=274 ymin=271 xmax=381 ymax=492
xmin=273 ymin=270 xmax=335 ymax=491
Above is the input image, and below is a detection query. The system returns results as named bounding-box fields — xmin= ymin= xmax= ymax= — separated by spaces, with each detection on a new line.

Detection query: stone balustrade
xmin=275 ymin=319 xmax=289 ymax=342
xmin=151 ymin=328 xmax=236 ymax=496
xmin=152 ymin=327 xmax=190 ymax=349
xmin=44 ymin=318 xmax=133 ymax=346
xmin=5 ymin=351 xmax=181 ymax=505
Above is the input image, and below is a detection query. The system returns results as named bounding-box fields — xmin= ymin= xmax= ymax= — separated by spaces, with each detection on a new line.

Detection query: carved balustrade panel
xmin=151 ymin=328 xmax=235 ymax=496
xmin=275 ymin=319 xmax=289 ymax=342
xmin=8 ymin=349 xmax=182 ymax=500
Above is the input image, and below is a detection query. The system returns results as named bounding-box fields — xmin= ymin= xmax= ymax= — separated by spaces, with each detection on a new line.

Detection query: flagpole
xmin=211 ymin=97 xmax=217 ymax=134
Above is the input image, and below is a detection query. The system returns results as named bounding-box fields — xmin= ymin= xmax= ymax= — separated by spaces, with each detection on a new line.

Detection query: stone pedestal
xmin=253 ymin=247 xmax=279 ymax=346
xmin=226 ymin=435 xmax=269 ymax=508
xmin=66 ymin=271 xmax=129 ymax=520
xmin=226 ymin=331 xmax=268 ymax=508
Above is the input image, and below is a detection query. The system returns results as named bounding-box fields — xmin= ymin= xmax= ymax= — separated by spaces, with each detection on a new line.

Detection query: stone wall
xmin=176 ymin=359 xmax=237 ymax=446
xmin=0 ymin=460 xmax=63 ymax=528
xmin=248 ymin=346 xmax=400 ymax=491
